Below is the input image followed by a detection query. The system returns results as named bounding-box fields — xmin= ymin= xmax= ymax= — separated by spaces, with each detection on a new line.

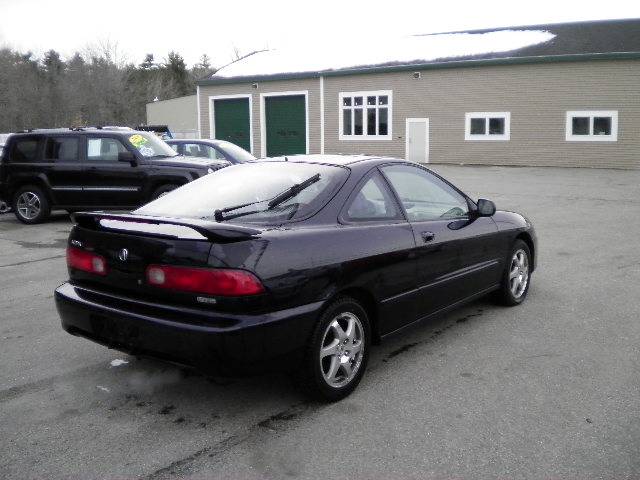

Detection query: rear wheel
xmin=151 ymin=184 xmax=178 ymax=200
xmin=297 ymin=297 xmax=370 ymax=402
xmin=496 ymin=239 xmax=532 ymax=306
xmin=13 ymin=186 xmax=50 ymax=224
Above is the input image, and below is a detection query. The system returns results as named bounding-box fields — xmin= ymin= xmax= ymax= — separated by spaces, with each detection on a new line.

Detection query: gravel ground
xmin=1 ymin=165 xmax=639 ymax=479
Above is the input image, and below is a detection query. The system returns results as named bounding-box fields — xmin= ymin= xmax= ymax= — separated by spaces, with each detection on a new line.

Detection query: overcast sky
xmin=0 ymin=0 xmax=639 ymax=67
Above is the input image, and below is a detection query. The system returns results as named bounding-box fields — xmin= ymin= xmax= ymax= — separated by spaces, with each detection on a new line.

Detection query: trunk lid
xmin=68 ymin=212 xmax=263 ymax=307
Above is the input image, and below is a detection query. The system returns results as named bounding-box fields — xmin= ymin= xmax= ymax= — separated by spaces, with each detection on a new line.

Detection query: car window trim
xmin=378 ymin=162 xmax=475 ymax=222
xmin=338 ymin=166 xmax=408 ymax=225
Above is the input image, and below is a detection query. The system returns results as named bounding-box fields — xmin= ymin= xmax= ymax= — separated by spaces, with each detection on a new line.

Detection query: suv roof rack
xmin=14 ymin=126 xmax=136 ymax=134
xmin=15 ymin=128 xmax=71 ymax=134
xmin=70 ymin=126 xmax=134 ymax=132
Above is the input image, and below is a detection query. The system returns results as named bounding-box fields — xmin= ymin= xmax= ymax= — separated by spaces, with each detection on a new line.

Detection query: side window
xmin=169 ymin=143 xmax=179 ymax=153
xmin=184 ymin=143 xmax=222 ymax=160
xmin=381 ymin=165 xmax=469 ymax=222
xmin=45 ymin=137 xmax=79 ymax=162
xmin=87 ymin=138 xmax=128 ymax=162
xmin=10 ymin=137 xmax=41 ymax=162
xmin=344 ymin=172 xmax=402 ymax=221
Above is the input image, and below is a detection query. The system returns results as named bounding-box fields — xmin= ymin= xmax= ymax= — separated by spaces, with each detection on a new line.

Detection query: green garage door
xmin=214 ymin=98 xmax=251 ymax=152
xmin=265 ymin=95 xmax=306 ymax=156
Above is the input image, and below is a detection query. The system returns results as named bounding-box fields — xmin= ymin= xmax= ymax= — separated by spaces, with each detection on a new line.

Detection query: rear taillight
xmin=145 ymin=265 xmax=264 ymax=296
xmin=67 ymin=247 xmax=108 ymax=276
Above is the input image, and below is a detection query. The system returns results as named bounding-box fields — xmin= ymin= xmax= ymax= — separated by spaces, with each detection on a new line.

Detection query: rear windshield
xmin=135 ymin=162 xmax=349 ymax=224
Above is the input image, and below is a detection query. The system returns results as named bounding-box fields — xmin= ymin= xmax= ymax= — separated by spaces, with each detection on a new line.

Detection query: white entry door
xmin=405 ymin=118 xmax=429 ymax=163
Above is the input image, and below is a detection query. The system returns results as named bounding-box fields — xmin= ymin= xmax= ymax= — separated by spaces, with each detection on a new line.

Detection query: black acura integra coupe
xmin=55 ymin=155 xmax=536 ymax=401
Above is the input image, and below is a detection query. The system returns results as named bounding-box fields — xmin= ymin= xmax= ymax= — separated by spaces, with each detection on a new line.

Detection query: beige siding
xmin=198 ymin=60 xmax=640 ymax=168
xmin=198 ymin=78 xmax=321 ymax=157
xmin=323 ymin=60 xmax=640 ymax=169
xmin=146 ymin=95 xmax=198 ymax=138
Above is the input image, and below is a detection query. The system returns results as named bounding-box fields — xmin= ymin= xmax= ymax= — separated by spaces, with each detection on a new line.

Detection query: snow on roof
xmin=216 ymin=29 xmax=555 ymax=79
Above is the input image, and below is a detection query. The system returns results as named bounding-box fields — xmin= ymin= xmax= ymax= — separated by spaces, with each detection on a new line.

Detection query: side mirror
xmin=118 ymin=151 xmax=137 ymax=166
xmin=476 ymin=198 xmax=496 ymax=217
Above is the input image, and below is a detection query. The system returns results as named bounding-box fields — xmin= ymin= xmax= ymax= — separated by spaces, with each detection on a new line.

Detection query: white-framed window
xmin=565 ymin=111 xmax=618 ymax=142
xmin=465 ymin=112 xmax=510 ymax=141
xmin=339 ymin=90 xmax=392 ymax=140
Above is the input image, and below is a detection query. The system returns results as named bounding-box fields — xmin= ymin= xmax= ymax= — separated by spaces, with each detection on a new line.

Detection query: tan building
xmin=146 ymin=95 xmax=199 ymax=138
xmin=196 ymin=19 xmax=640 ymax=169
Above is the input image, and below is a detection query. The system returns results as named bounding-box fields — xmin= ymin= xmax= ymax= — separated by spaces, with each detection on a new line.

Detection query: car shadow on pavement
xmin=85 ymin=296 xmax=497 ymax=421
xmin=1 ymin=296 xmax=499 ymax=479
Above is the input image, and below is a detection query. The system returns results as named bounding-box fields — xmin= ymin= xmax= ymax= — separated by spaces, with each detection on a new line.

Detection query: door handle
xmin=421 ymin=231 xmax=435 ymax=243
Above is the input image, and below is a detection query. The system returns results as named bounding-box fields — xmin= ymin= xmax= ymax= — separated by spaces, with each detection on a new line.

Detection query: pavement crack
xmin=140 ymin=403 xmax=314 ymax=479
xmin=0 ymin=254 xmax=66 ymax=268
xmin=0 ymin=363 xmax=104 ymax=403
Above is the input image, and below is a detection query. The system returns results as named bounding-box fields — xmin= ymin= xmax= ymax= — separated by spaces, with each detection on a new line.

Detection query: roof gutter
xmin=196 ymin=51 xmax=640 ymax=86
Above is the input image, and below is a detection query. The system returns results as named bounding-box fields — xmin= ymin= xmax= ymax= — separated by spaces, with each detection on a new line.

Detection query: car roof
xmin=259 ymin=154 xmax=407 ymax=167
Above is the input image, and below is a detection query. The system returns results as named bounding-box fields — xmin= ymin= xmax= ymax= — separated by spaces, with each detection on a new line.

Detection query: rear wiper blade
xmin=267 ymin=173 xmax=320 ymax=209
xmin=214 ymin=173 xmax=321 ymax=222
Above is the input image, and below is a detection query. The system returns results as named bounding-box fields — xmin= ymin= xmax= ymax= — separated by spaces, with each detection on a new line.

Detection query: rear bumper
xmin=55 ymin=282 xmax=323 ymax=374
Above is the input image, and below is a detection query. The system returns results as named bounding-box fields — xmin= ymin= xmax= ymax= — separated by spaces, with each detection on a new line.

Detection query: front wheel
xmin=296 ymin=297 xmax=370 ymax=402
xmin=496 ymin=239 xmax=532 ymax=306
xmin=13 ymin=186 xmax=51 ymax=224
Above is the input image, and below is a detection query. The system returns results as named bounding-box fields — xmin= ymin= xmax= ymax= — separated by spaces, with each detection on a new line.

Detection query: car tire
xmin=13 ymin=185 xmax=51 ymax=224
xmin=496 ymin=239 xmax=532 ymax=306
xmin=0 ymin=200 xmax=11 ymax=214
xmin=151 ymin=184 xmax=177 ymax=200
xmin=296 ymin=296 xmax=371 ymax=402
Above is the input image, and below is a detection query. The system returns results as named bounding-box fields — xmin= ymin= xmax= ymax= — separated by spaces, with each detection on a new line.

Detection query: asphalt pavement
xmin=1 ymin=165 xmax=639 ymax=479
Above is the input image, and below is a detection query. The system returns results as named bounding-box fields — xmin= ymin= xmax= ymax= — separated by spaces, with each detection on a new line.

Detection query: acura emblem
xmin=118 ymin=248 xmax=129 ymax=262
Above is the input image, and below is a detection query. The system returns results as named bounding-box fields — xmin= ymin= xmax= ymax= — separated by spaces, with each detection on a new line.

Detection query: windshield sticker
xmin=139 ymin=145 xmax=154 ymax=157
xmin=129 ymin=134 xmax=154 ymax=157
xmin=129 ymin=134 xmax=147 ymax=148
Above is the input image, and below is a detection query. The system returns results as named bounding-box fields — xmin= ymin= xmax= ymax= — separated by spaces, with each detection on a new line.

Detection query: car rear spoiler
xmin=71 ymin=212 xmax=262 ymax=241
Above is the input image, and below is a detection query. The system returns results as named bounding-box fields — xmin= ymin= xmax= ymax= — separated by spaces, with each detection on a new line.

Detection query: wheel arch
xmin=10 ymin=176 xmax=53 ymax=204
xmin=515 ymin=231 xmax=535 ymax=272
xmin=332 ymin=287 xmax=381 ymax=345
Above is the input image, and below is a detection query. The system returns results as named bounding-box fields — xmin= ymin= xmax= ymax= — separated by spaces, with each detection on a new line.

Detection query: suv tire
xmin=13 ymin=185 xmax=51 ymax=224
xmin=151 ymin=184 xmax=178 ymax=200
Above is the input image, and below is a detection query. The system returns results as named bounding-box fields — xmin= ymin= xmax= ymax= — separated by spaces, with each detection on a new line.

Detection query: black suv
xmin=0 ymin=128 xmax=230 ymax=224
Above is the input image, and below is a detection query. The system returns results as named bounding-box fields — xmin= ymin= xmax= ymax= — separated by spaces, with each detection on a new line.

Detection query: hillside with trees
xmin=0 ymin=44 xmax=215 ymax=132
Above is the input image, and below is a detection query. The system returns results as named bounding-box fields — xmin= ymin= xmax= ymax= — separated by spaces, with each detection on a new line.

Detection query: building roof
xmin=198 ymin=18 xmax=640 ymax=85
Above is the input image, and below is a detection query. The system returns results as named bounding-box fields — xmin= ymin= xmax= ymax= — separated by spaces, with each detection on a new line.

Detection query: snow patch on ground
xmin=217 ymin=30 xmax=555 ymax=78
xmin=110 ymin=359 xmax=129 ymax=367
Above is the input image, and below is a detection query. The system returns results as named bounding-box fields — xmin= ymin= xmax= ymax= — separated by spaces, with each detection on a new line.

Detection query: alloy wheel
xmin=509 ymin=249 xmax=529 ymax=299
xmin=16 ymin=192 xmax=41 ymax=220
xmin=319 ymin=312 xmax=364 ymax=388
